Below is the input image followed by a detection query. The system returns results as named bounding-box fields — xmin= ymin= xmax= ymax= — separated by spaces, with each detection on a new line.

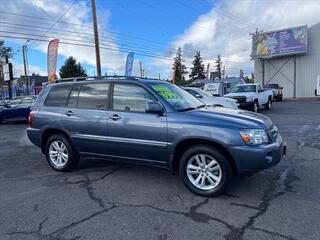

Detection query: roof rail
xmin=42 ymin=75 xmax=162 ymax=87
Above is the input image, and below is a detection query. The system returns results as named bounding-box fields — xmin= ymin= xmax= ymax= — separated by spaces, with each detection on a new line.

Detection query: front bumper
xmin=238 ymin=101 xmax=253 ymax=109
xmin=229 ymin=134 xmax=286 ymax=175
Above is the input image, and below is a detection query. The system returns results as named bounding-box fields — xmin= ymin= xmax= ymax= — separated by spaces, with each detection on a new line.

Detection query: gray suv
xmin=27 ymin=77 xmax=286 ymax=197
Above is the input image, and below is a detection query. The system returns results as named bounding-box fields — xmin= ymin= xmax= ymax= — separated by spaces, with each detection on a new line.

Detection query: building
xmin=254 ymin=23 xmax=320 ymax=98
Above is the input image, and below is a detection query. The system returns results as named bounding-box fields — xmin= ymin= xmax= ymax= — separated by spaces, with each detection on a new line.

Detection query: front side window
xmin=45 ymin=85 xmax=73 ymax=107
xmin=113 ymin=84 xmax=154 ymax=112
xmin=148 ymin=82 xmax=204 ymax=111
xmin=77 ymin=83 xmax=109 ymax=110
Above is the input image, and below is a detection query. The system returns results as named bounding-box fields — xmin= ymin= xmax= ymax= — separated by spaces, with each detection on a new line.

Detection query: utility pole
xmin=22 ymin=45 xmax=29 ymax=95
xmin=139 ymin=61 xmax=143 ymax=78
xmin=91 ymin=0 xmax=101 ymax=77
xmin=5 ymin=55 xmax=13 ymax=99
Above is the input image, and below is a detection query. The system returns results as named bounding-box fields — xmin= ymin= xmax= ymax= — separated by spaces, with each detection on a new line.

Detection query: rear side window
xmin=77 ymin=83 xmax=109 ymax=110
xmin=45 ymin=85 xmax=72 ymax=107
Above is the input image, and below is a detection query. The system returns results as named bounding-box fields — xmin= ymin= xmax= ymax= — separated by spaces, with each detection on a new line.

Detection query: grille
xmin=229 ymin=96 xmax=246 ymax=103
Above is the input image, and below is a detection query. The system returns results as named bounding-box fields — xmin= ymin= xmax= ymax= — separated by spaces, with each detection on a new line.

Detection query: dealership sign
xmin=251 ymin=25 xmax=307 ymax=59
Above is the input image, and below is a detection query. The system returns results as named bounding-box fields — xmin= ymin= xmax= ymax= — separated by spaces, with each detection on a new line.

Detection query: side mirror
xmin=280 ymin=87 xmax=284 ymax=90
xmin=195 ymin=94 xmax=203 ymax=99
xmin=258 ymin=89 xmax=264 ymax=93
xmin=145 ymin=102 xmax=163 ymax=114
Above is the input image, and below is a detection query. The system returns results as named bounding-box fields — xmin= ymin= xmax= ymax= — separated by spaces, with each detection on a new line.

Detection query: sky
xmin=1 ymin=0 xmax=320 ymax=80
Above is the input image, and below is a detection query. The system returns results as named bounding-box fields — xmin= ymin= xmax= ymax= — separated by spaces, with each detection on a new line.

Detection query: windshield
xmin=148 ymin=82 xmax=205 ymax=111
xmin=264 ymin=84 xmax=279 ymax=88
xmin=230 ymin=85 xmax=256 ymax=93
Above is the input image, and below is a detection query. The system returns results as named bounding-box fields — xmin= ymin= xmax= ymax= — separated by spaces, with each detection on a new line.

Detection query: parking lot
xmin=0 ymin=100 xmax=319 ymax=240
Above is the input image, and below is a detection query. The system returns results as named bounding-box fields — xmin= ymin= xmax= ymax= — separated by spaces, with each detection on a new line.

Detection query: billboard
xmin=251 ymin=25 xmax=307 ymax=59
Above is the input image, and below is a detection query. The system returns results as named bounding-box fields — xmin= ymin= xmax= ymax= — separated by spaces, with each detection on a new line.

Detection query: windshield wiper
xmin=196 ymin=104 xmax=206 ymax=109
xmin=178 ymin=107 xmax=196 ymax=112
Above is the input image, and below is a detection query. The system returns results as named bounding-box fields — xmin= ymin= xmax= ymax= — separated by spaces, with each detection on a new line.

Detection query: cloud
xmin=12 ymin=62 xmax=46 ymax=77
xmin=152 ymin=0 xmax=320 ymax=79
xmin=0 ymin=0 xmax=126 ymax=76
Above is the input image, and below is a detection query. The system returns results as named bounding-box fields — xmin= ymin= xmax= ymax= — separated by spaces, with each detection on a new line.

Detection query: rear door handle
xmin=65 ymin=110 xmax=74 ymax=116
xmin=109 ymin=114 xmax=121 ymax=121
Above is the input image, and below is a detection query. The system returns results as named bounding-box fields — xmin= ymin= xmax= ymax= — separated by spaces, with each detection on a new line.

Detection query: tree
xmin=214 ymin=54 xmax=223 ymax=79
xmin=0 ymin=40 xmax=13 ymax=59
xmin=244 ymin=73 xmax=255 ymax=83
xmin=59 ymin=56 xmax=87 ymax=78
xmin=189 ymin=51 xmax=206 ymax=81
xmin=173 ymin=47 xmax=187 ymax=85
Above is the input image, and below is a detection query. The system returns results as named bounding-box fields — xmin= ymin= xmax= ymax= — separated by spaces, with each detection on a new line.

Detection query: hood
xmin=224 ymin=92 xmax=256 ymax=97
xmin=184 ymin=106 xmax=273 ymax=129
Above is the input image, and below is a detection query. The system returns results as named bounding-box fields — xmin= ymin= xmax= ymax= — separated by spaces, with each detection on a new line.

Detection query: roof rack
xmin=42 ymin=75 xmax=164 ymax=87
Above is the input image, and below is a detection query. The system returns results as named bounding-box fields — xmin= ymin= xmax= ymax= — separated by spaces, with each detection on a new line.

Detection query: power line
xmin=0 ymin=22 xmax=176 ymax=54
xmin=0 ymin=11 xmax=175 ymax=48
xmin=198 ymin=0 xmax=260 ymax=30
xmin=38 ymin=0 xmax=77 ymax=40
xmin=0 ymin=34 xmax=191 ymax=63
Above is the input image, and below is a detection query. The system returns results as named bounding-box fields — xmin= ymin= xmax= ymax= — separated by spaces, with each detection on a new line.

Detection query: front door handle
xmin=109 ymin=114 xmax=121 ymax=121
xmin=65 ymin=110 xmax=74 ymax=116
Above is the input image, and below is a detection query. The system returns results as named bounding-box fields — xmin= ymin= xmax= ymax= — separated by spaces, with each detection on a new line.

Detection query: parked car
xmin=182 ymin=87 xmax=239 ymax=109
xmin=224 ymin=83 xmax=273 ymax=113
xmin=263 ymin=83 xmax=283 ymax=101
xmin=27 ymin=78 xmax=286 ymax=197
xmin=0 ymin=96 xmax=37 ymax=123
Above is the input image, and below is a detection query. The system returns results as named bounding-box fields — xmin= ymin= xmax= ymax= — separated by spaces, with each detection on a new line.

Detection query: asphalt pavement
xmin=0 ymin=100 xmax=319 ymax=240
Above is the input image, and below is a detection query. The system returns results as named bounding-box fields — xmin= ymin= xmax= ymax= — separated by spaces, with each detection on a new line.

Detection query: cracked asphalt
xmin=1 ymin=100 xmax=320 ymax=240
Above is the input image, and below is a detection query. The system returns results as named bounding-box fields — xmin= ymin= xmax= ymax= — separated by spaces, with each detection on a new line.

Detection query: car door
xmin=107 ymin=82 xmax=168 ymax=164
xmin=257 ymin=85 xmax=267 ymax=105
xmin=60 ymin=82 xmax=110 ymax=155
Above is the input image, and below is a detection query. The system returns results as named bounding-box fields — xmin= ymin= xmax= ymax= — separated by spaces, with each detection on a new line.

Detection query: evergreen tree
xmin=189 ymin=51 xmax=206 ymax=81
xmin=59 ymin=56 xmax=87 ymax=78
xmin=214 ymin=54 xmax=223 ymax=79
xmin=173 ymin=47 xmax=187 ymax=85
xmin=0 ymin=40 xmax=13 ymax=59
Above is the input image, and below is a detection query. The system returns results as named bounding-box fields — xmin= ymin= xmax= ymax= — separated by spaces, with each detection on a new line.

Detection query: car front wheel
xmin=45 ymin=134 xmax=79 ymax=172
xmin=252 ymin=100 xmax=259 ymax=112
xmin=264 ymin=97 xmax=272 ymax=110
xmin=179 ymin=145 xmax=233 ymax=197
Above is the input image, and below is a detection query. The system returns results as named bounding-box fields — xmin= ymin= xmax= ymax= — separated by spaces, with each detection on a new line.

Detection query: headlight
xmin=239 ymin=129 xmax=269 ymax=145
xmin=246 ymin=96 xmax=253 ymax=102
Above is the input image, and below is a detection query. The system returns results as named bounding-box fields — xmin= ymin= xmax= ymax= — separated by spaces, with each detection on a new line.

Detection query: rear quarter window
xmin=44 ymin=85 xmax=73 ymax=107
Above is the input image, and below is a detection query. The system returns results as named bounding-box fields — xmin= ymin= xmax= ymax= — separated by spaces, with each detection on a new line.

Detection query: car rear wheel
xmin=179 ymin=145 xmax=233 ymax=197
xmin=264 ymin=97 xmax=272 ymax=110
xmin=45 ymin=134 xmax=79 ymax=171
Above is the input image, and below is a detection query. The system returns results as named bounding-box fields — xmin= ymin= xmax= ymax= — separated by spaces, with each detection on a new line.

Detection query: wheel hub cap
xmin=186 ymin=154 xmax=222 ymax=191
xmin=49 ymin=140 xmax=68 ymax=167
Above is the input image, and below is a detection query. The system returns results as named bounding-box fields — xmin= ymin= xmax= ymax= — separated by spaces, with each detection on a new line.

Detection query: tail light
xmin=28 ymin=111 xmax=34 ymax=128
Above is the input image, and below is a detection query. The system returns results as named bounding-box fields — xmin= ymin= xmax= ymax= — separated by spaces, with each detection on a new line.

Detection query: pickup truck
xmin=224 ymin=83 xmax=273 ymax=112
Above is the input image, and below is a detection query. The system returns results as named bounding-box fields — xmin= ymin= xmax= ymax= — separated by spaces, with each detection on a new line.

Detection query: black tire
xmin=264 ymin=97 xmax=272 ymax=110
xmin=251 ymin=99 xmax=259 ymax=112
xmin=45 ymin=134 xmax=79 ymax=172
xmin=279 ymin=95 xmax=283 ymax=101
xmin=179 ymin=145 xmax=233 ymax=197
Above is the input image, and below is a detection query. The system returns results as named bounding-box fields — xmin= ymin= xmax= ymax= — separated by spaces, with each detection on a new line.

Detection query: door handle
xmin=65 ymin=110 xmax=74 ymax=116
xmin=109 ymin=114 xmax=121 ymax=121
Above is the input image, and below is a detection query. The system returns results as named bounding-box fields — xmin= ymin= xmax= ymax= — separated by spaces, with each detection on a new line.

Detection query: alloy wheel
xmin=49 ymin=140 xmax=69 ymax=167
xmin=186 ymin=154 xmax=222 ymax=190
